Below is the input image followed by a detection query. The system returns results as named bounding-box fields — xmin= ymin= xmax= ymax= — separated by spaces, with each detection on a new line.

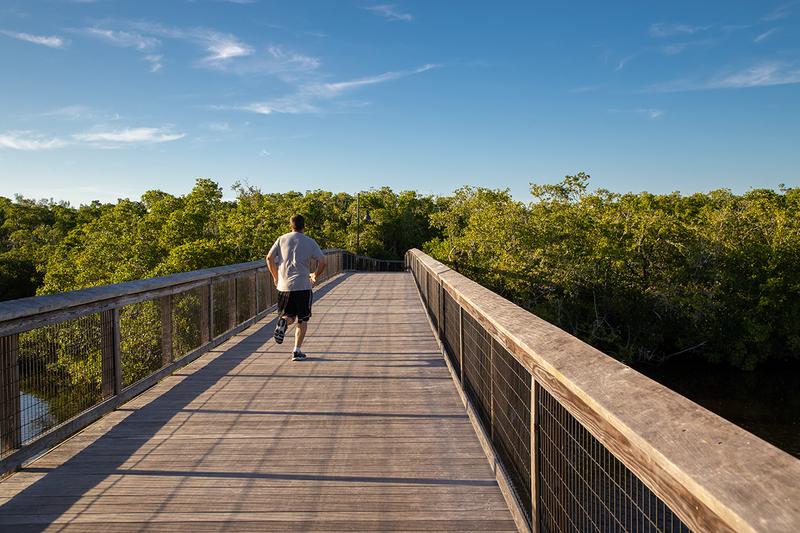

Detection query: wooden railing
xmin=406 ymin=249 xmax=800 ymax=533
xmin=0 ymin=249 xmax=401 ymax=476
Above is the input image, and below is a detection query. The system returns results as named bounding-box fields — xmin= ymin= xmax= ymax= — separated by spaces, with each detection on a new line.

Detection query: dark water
xmin=632 ymin=357 xmax=800 ymax=459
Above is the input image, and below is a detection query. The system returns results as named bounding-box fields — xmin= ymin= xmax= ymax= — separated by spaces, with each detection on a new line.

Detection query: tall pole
xmin=356 ymin=192 xmax=360 ymax=255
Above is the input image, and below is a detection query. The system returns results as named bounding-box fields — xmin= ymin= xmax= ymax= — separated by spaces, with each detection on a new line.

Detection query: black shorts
xmin=277 ymin=289 xmax=313 ymax=322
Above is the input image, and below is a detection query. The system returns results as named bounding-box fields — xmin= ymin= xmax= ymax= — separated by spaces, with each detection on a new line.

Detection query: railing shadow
xmin=0 ymin=274 xmax=353 ymax=530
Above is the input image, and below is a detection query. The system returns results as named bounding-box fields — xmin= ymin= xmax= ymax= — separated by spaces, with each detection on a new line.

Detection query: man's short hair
xmin=290 ymin=214 xmax=305 ymax=231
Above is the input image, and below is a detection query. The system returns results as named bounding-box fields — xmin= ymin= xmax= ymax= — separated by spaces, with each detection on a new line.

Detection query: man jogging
xmin=267 ymin=214 xmax=326 ymax=361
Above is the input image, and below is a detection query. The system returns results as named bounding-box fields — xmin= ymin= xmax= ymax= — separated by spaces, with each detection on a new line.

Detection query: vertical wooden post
xmin=459 ymin=306 xmax=464 ymax=384
xmin=209 ymin=283 xmax=216 ymax=340
xmin=254 ymin=271 xmax=260 ymax=313
xmin=248 ymin=274 xmax=257 ymax=318
xmin=101 ymin=309 xmax=120 ymax=398
xmin=200 ymin=284 xmax=211 ymax=344
xmin=0 ymin=334 xmax=21 ymax=453
xmin=532 ymin=380 xmax=540 ymax=532
xmin=228 ymin=278 xmax=237 ymax=329
xmin=113 ymin=308 xmax=122 ymax=394
xmin=490 ymin=339 xmax=495 ymax=442
xmin=438 ymin=281 xmax=444 ymax=340
xmin=160 ymin=295 xmax=173 ymax=366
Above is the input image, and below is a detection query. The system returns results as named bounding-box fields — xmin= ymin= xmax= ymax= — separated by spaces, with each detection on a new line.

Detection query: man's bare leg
xmin=294 ymin=321 xmax=308 ymax=351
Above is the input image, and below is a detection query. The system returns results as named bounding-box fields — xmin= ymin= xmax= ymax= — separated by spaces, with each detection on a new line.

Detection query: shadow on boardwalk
xmin=0 ymin=272 xmax=516 ymax=532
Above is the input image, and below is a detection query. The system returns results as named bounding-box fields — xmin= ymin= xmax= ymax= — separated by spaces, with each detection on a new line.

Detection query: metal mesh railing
xmin=172 ymin=287 xmax=203 ymax=360
xmin=0 ymin=249 xmax=386 ymax=471
xmin=462 ymin=311 xmax=492 ymax=431
xmin=13 ymin=314 xmax=103 ymax=454
xmin=492 ymin=338 xmax=532 ymax=521
xmin=537 ymin=384 xmax=690 ymax=532
xmin=406 ymin=251 xmax=693 ymax=532
xmin=119 ymin=299 xmax=162 ymax=388
xmin=442 ymin=291 xmax=460 ymax=379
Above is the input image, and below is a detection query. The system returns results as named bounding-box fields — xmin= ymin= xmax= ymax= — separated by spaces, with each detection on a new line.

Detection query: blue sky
xmin=1 ymin=1 xmax=799 ymax=205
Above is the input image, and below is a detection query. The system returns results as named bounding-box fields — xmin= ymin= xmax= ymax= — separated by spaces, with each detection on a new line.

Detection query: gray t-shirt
xmin=267 ymin=232 xmax=325 ymax=292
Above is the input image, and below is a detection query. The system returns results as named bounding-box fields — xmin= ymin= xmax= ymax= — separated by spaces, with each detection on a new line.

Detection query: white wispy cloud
xmin=218 ymin=45 xmax=321 ymax=79
xmin=238 ymin=63 xmax=439 ymax=115
xmin=128 ymin=22 xmax=253 ymax=65
xmin=648 ymin=61 xmax=800 ymax=92
xmin=364 ymin=4 xmax=413 ymax=22
xmin=0 ymin=30 xmax=66 ymax=48
xmin=615 ymin=53 xmax=638 ymax=71
xmin=144 ymin=54 xmax=163 ymax=72
xmin=761 ymin=2 xmax=797 ymax=22
xmin=73 ymin=127 xmax=185 ymax=144
xmin=649 ymin=23 xmax=709 ymax=38
xmin=80 ymin=28 xmax=160 ymax=50
xmin=38 ymin=105 xmax=93 ymax=120
xmin=204 ymin=121 xmax=231 ymax=132
xmin=754 ymin=28 xmax=779 ymax=43
xmin=317 ymin=64 xmax=438 ymax=95
xmin=0 ymin=131 xmax=67 ymax=151
xmin=637 ymin=108 xmax=664 ymax=119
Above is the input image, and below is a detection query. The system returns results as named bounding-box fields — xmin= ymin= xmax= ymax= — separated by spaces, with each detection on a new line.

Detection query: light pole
xmin=355 ymin=192 xmax=371 ymax=255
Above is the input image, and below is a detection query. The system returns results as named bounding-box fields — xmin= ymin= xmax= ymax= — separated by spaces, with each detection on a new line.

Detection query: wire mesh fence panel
xmin=537 ymin=383 xmax=691 ymax=533
xmin=442 ymin=291 xmax=461 ymax=379
xmin=462 ymin=311 xmax=492 ymax=431
xmin=10 ymin=314 xmax=104 ymax=456
xmin=172 ymin=287 xmax=203 ymax=360
xmin=492 ymin=338 xmax=532 ymax=522
xmin=236 ymin=274 xmax=256 ymax=325
xmin=119 ymin=300 xmax=162 ymax=388
xmin=212 ymin=281 xmax=230 ymax=338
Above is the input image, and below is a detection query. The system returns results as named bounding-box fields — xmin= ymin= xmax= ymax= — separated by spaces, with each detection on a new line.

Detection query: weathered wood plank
xmin=0 ymin=272 xmax=516 ymax=532
xmin=0 ymin=334 xmax=20 ymax=453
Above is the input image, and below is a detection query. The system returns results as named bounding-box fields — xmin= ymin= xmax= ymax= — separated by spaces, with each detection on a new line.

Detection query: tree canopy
xmin=3 ymin=175 xmax=798 ymax=370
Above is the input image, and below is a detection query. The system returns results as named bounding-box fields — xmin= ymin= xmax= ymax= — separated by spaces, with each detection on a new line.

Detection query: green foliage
xmin=427 ymin=174 xmax=800 ymax=370
xmin=3 ymin=174 xmax=797 ymax=378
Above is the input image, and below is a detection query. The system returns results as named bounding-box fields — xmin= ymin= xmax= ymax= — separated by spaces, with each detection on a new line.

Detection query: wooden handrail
xmin=407 ymin=248 xmax=800 ymax=533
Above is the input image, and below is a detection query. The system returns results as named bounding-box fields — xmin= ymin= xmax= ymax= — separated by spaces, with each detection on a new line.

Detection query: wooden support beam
xmin=459 ymin=305 xmax=464 ymax=384
xmin=100 ymin=308 xmax=123 ymax=397
xmin=0 ymin=334 xmax=21 ymax=454
xmin=199 ymin=284 xmax=210 ymax=344
xmin=160 ymin=295 xmax=173 ymax=366
xmin=228 ymin=278 xmax=237 ymax=330
xmin=531 ymin=381 xmax=540 ymax=532
xmin=248 ymin=274 xmax=257 ymax=319
xmin=254 ymin=272 xmax=260 ymax=313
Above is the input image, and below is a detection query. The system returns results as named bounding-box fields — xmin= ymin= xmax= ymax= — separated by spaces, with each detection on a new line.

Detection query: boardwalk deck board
xmin=0 ymin=272 xmax=517 ymax=532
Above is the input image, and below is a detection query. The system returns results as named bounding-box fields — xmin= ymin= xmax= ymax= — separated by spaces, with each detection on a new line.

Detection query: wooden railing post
xmin=0 ymin=334 xmax=21 ymax=453
xmin=101 ymin=309 xmax=122 ymax=398
xmin=459 ymin=306 xmax=464 ymax=384
xmin=209 ymin=282 xmax=216 ymax=340
xmin=254 ymin=272 xmax=260 ymax=313
xmin=228 ymin=278 xmax=237 ymax=329
xmin=438 ymin=281 xmax=444 ymax=339
xmin=200 ymin=284 xmax=211 ymax=344
xmin=248 ymin=274 xmax=257 ymax=318
xmin=531 ymin=381 xmax=540 ymax=532
xmin=160 ymin=295 xmax=173 ymax=366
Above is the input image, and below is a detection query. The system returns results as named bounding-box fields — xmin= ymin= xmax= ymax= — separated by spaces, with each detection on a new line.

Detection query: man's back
xmin=268 ymin=231 xmax=324 ymax=292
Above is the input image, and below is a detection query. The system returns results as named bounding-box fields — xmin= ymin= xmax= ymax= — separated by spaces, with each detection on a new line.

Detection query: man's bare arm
xmin=310 ymin=257 xmax=327 ymax=285
xmin=266 ymin=254 xmax=279 ymax=285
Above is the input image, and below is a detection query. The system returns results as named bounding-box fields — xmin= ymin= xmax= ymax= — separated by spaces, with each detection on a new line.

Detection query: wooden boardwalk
xmin=0 ymin=272 xmax=516 ymax=532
